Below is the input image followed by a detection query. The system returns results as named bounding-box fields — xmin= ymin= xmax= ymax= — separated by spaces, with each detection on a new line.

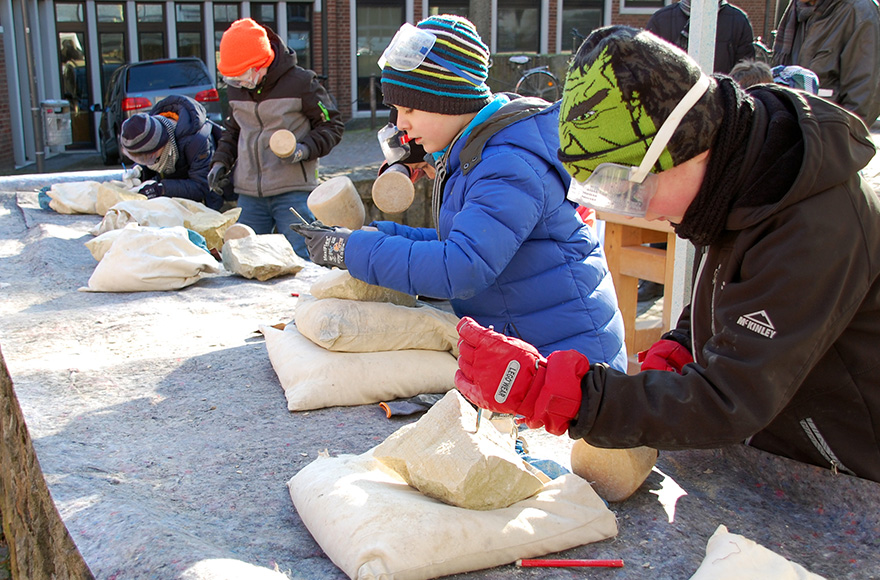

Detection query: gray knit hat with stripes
xmin=381 ymin=15 xmax=492 ymax=115
xmin=120 ymin=113 xmax=169 ymax=154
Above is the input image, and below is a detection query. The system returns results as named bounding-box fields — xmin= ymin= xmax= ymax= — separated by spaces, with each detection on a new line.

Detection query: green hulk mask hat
xmin=558 ymin=26 xmax=723 ymax=183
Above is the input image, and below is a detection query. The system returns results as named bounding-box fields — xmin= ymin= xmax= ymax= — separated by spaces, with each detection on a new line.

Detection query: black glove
xmin=207 ymin=164 xmax=229 ymax=194
xmin=138 ymin=180 xmax=164 ymax=199
xmin=290 ymin=143 xmax=310 ymax=164
xmin=289 ymin=222 xmax=351 ymax=268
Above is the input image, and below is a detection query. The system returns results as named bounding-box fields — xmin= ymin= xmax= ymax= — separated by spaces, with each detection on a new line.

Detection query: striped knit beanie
xmin=120 ymin=113 xmax=168 ymax=154
xmin=381 ymin=15 xmax=492 ymax=115
xmin=558 ymin=26 xmax=722 ymax=182
xmin=218 ymin=18 xmax=274 ymax=77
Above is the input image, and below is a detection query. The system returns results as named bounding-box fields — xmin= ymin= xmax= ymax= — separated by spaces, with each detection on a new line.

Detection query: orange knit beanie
xmin=218 ymin=18 xmax=274 ymax=77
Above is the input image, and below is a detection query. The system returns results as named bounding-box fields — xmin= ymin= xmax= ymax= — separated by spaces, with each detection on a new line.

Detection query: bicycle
xmin=753 ymin=34 xmax=774 ymax=65
xmin=509 ymin=55 xmax=561 ymax=102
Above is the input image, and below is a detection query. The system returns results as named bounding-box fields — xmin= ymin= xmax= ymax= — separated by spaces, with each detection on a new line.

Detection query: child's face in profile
xmin=392 ymin=106 xmax=473 ymax=154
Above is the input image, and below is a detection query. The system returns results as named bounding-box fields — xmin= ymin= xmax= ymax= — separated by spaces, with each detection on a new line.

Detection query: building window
xmin=56 ymin=2 xmax=93 ymax=148
xmin=96 ymin=3 xmax=127 ymax=98
xmin=562 ymin=0 xmax=604 ymax=52
xmin=136 ymin=3 xmax=166 ymax=60
xmin=176 ymin=3 xmax=204 ymax=59
xmin=620 ymin=0 xmax=665 ymax=14
xmin=287 ymin=3 xmax=312 ymax=71
xmin=497 ymin=0 xmax=540 ymax=53
xmin=428 ymin=0 xmax=468 ymax=17
xmin=214 ymin=3 xmax=240 ymax=68
xmin=356 ymin=0 xmax=404 ymax=111
xmin=252 ymin=3 xmax=277 ymax=32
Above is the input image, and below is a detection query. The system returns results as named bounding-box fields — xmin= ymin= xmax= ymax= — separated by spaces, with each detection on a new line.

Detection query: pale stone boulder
xmin=309 ymin=269 xmax=416 ymax=307
xmin=373 ymin=390 xmax=545 ymax=510
xmin=222 ymin=233 xmax=306 ymax=281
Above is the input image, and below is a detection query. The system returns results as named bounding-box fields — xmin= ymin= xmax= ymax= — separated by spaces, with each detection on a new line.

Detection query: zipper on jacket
xmin=255 ymin=105 xmax=264 ymax=197
xmin=799 ymin=417 xmax=855 ymax=476
xmin=432 ymin=151 xmax=451 ymax=240
xmin=689 ymin=247 xmax=708 ymax=361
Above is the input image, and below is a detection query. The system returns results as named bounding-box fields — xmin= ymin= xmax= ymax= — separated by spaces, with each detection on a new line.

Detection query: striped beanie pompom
xmin=381 ymin=15 xmax=492 ymax=115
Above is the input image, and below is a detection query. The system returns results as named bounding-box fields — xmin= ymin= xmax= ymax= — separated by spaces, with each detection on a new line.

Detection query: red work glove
xmin=454 ymin=317 xmax=590 ymax=436
xmin=638 ymin=339 xmax=693 ymax=373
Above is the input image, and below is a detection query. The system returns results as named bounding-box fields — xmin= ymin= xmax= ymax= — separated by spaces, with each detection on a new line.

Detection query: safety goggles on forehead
xmin=223 ymin=68 xmax=261 ymax=90
xmin=378 ymin=22 xmax=485 ymax=87
xmin=567 ymin=75 xmax=710 ymax=218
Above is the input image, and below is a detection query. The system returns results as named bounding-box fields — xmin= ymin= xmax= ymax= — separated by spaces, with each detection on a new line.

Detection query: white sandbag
xmin=221 ymin=234 xmax=306 ymax=281
xmin=260 ymin=324 xmax=456 ymax=411
xmin=373 ymin=390 xmax=544 ymax=510
xmin=288 ymin=448 xmax=618 ymax=580
xmin=84 ymin=223 xmax=139 ymax=261
xmin=91 ymin=197 xmax=240 ymax=252
xmin=689 ymin=525 xmax=826 ymax=580
xmin=46 ymin=181 xmax=101 ymax=214
xmin=81 ymin=226 xmax=221 ymax=292
xmin=310 ymin=269 xmax=416 ymax=306
xmin=95 ymin=181 xmax=146 ymax=216
xmin=294 ymin=294 xmax=460 ymax=354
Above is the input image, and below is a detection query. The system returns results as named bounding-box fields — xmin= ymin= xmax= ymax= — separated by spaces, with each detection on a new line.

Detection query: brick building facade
xmin=0 ymin=0 xmax=779 ymax=172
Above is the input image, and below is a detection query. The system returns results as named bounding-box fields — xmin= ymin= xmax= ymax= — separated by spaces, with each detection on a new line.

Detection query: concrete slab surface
xmin=1 ymin=128 xmax=879 ymax=580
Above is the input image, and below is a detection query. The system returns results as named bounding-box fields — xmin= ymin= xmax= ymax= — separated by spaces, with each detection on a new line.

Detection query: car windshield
xmin=126 ymin=60 xmax=211 ymax=92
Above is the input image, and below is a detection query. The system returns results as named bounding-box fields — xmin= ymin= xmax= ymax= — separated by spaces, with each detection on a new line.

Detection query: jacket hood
xmin=262 ymin=27 xmax=297 ymax=90
xmin=150 ymin=95 xmax=207 ymax=139
xmin=458 ymin=95 xmax=571 ymax=186
xmin=727 ymin=85 xmax=875 ymax=230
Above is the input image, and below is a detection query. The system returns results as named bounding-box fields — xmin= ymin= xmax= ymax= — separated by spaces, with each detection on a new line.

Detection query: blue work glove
xmin=137 ymin=180 xmax=164 ymax=199
xmin=207 ymin=163 xmax=230 ymax=195
xmin=289 ymin=222 xmax=351 ymax=268
xmin=290 ymin=143 xmax=310 ymax=164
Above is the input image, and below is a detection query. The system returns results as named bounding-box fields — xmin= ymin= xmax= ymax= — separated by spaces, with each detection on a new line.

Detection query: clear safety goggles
xmin=223 ymin=68 xmax=261 ymax=90
xmin=378 ymin=22 xmax=485 ymax=87
xmin=124 ymin=148 xmax=163 ymax=167
xmin=567 ymin=75 xmax=710 ymax=218
xmin=377 ymin=122 xmax=412 ymax=165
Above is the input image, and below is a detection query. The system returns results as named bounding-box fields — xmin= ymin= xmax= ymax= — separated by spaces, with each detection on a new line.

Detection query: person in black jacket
xmin=645 ymin=0 xmax=755 ymax=74
xmin=455 ymin=26 xmax=880 ymax=484
xmin=120 ymin=95 xmax=229 ymax=211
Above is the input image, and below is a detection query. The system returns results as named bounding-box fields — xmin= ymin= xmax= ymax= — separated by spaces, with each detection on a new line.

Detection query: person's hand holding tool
xmin=137 ymin=180 xmax=164 ymax=199
xmin=207 ymin=164 xmax=230 ymax=195
xmin=288 ymin=208 xmax=350 ymax=268
xmin=638 ymin=339 xmax=693 ymax=373
xmin=454 ymin=317 xmax=590 ymax=435
xmin=289 ymin=143 xmax=310 ymax=164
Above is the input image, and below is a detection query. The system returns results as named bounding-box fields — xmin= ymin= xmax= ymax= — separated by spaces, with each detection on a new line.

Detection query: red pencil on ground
xmin=515 ymin=558 xmax=624 ymax=568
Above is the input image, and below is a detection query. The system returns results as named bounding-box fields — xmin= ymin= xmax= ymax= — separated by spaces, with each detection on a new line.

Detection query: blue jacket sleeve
xmin=346 ymin=151 xmax=545 ymax=299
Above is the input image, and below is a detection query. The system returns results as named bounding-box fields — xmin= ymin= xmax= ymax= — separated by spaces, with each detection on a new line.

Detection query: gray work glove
xmin=289 ymin=222 xmax=351 ymax=268
xmin=290 ymin=143 xmax=310 ymax=164
xmin=207 ymin=163 xmax=230 ymax=194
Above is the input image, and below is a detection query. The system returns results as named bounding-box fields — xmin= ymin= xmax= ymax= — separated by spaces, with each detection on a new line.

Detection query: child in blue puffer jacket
xmin=292 ymin=15 xmax=627 ymax=371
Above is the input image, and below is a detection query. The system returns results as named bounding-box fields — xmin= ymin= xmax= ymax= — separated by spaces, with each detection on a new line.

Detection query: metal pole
xmin=18 ymin=0 xmax=45 ymax=172
xmin=369 ymin=74 xmax=376 ymax=129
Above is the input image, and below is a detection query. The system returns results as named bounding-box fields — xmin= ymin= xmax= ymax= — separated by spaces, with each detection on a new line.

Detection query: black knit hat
xmin=559 ymin=26 xmax=723 ymax=182
xmin=120 ymin=113 xmax=169 ymax=154
xmin=381 ymin=15 xmax=492 ymax=115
